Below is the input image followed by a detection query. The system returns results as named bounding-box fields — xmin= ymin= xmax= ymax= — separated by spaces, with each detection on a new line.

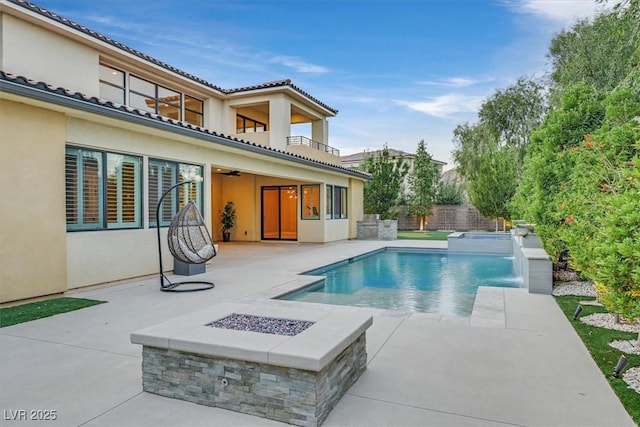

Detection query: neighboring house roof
xmin=341 ymin=148 xmax=447 ymax=165
xmin=0 ymin=71 xmax=368 ymax=180
xmin=4 ymin=0 xmax=338 ymax=115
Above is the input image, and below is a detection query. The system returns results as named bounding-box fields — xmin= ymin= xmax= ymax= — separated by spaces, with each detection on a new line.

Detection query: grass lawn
xmin=397 ymin=230 xmax=452 ymax=241
xmin=0 ymin=297 xmax=106 ymax=328
xmin=555 ymin=295 xmax=640 ymax=424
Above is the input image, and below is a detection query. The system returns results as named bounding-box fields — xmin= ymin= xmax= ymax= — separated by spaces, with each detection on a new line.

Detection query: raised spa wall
xmin=447 ymin=231 xmax=552 ymax=294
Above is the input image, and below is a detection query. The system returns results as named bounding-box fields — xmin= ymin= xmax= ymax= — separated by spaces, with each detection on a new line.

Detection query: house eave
xmin=0 ymin=74 xmax=369 ymax=180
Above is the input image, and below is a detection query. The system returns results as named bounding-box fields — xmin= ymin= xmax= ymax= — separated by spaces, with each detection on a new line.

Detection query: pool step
xmin=470 ymin=287 xmax=506 ymax=328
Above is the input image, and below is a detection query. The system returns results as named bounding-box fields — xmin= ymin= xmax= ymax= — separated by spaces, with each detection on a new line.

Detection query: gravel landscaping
xmin=610 ymin=340 xmax=640 ymax=355
xmin=623 ymin=367 xmax=640 ymax=394
xmin=552 ymin=280 xmax=597 ymax=297
xmin=581 ymin=313 xmax=640 ymax=333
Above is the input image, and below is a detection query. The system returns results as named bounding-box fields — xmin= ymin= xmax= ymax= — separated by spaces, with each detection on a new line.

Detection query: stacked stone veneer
xmin=141 ymin=332 xmax=367 ymax=427
xmin=356 ymin=215 xmax=397 ymax=240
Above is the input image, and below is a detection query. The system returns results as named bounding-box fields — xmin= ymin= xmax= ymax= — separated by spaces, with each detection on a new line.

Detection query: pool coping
xmin=267 ymin=247 xmax=521 ymax=320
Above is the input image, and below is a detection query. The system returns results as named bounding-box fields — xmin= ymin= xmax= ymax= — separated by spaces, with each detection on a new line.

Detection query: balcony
xmin=287 ymin=136 xmax=340 ymax=157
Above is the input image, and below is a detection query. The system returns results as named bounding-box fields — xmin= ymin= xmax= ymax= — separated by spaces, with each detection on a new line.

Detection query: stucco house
xmin=0 ymin=0 xmax=369 ymax=303
xmin=341 ymin=148 xmax=446 ymax=197
xmin=341 ymin=148 xmax=446 ymax=174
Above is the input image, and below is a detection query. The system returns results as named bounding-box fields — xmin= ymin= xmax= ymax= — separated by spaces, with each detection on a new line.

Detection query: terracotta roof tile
xmin=6 ymin=0 xmax=337 ymax=114
xmin=0 ymin=71 xmax=367 ymax=179
xmin=225 ymin=79 xmax=337 ymax=114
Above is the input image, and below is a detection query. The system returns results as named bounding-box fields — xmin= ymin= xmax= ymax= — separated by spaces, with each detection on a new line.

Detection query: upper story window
xmin=99 ymin=64 xmax=125 ymax=104
xmin=236 ymin=114 xmax=267 ymax=133
xmin=99 ymin=64 xmax=204 ymax=127
xmin=130 ymin=75 xmax=181 ymax=120
xmin=185 ymin=95 xmax=204 ymax=126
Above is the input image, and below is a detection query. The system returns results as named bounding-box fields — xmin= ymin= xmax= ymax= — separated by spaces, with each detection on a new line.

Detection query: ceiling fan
xmin=216 ymin=170 xmax=241 ymax=177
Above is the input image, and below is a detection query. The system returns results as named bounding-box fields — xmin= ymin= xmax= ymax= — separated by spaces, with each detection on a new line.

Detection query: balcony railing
xmin=286 ymin=136 xmax=340 ymax=157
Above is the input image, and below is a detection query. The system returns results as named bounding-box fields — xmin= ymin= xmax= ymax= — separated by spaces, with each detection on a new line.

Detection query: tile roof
xmin=341 ymin=148 xmax=414 ymax=163
xmin=0 ymin=71 xmax=368 ymax=180
xmin=5 ymin=0 xmax=338 ymax=114
xmin=225 ymin=79 xmax=338 ymax=114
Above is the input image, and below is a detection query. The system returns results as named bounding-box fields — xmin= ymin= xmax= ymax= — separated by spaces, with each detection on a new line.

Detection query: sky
xmin=34 ymin=0 xmax=604 ymax=168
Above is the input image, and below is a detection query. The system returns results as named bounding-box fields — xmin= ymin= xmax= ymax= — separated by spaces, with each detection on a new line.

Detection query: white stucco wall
xmin=312 ymin=118 xmax=328 ymax=145
xmin=268 ymin=95 xmax=291 ymax=151
xmin=324 ymin=220 xmax=350 ymax=242
xmin=0 ymin=101 xmax=68 ymax=302
xmin=204 ymin=97 xmax=224 ymax=131
xmin=1 ymin=14 xmax=98 ymax=95
xmin=67 ymin=229 xmax=161 ymax=289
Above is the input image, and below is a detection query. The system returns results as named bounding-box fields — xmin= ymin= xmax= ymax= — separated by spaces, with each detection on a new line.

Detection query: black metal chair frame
xmin=156 ymin=180 xmax=215 ymax=292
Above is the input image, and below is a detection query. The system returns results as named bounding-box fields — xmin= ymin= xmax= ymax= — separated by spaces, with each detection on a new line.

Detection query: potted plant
xmin=221 ymin=201 xmax=236 ymax=242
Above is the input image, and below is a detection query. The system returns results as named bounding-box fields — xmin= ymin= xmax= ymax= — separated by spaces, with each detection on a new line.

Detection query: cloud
xmin=269 ymin=56 xmax=329 ymax=74
xmin=417 ymin=77 xmax=482 ymax=87
xmin=63 ymin=10 xmax=328 ymax=81
xmin=394 ymin=94 xmax=484 ymax=119
xmin=506 ymin=0 xmax=604 ymax=25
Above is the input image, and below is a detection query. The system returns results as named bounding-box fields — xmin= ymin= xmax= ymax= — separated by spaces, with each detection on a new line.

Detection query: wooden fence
xmin=397 ymin=204 xmax=499 ymax=231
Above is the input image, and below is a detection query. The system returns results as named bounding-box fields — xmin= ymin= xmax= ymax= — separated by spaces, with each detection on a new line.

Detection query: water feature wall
xmin=511 ymin=230 xmax=552 ymax=294
xmin=447 ymin=231 xmax=552 ymax=294
xmin=447 ymin=232 xmax=512 ymax=254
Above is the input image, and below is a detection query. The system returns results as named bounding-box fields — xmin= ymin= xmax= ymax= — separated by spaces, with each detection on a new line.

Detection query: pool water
xmin=281 ymin=249 xmax=522 ymax=316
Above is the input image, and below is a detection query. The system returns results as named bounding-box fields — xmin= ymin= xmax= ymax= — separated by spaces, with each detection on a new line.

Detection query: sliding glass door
xmin=261 ymin=186 xmax=297 ymax=240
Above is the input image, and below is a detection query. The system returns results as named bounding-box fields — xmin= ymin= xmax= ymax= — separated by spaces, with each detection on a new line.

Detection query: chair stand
xmin=156 ymin=180 xmax=215 ymax=293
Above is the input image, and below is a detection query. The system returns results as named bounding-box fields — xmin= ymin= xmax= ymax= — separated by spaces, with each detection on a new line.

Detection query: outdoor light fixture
xmin=572 ymin=304 xmax=583 ymax=320
xmin=613 ymin=355 xmax=629 ymax=378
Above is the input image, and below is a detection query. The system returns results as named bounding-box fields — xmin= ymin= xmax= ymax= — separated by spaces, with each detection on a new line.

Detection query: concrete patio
xmin=0 ymin=240 xmax=634 ymax=426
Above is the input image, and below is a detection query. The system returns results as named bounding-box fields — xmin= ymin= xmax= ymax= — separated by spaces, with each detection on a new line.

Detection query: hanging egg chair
xmin=168 ymin=201 xmax=217 ymax=264
xmin=156 ymin=181 xmax=215 ymax=292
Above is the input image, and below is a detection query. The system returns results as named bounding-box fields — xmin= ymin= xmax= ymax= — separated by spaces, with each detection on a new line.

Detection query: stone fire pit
xmin=131 ymin=302 xmax=372 ymax=426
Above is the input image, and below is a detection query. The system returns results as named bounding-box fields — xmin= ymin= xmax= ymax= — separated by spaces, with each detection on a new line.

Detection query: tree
xmin=453 ymin=78 xmax=547 ymax=183
xmin=555 ymin=90 xmax=640 ymax=326
xmin=362 ymin=144 xmax=409 ymax=219
xmin=593 ymin=160 xmax=640 ymax=342
xmin=478 ymin=77 xmax=547 ymax=170
xmin=435 ymin=181 xmax=464 ymax=205
xmin=467 ymin=149 xmax=518 ymax=231
xmin=406 ymin=140 xmax=440 ymax=230
xmin=548 ymin=0 xmax=639 ymax=98
xmin=511 ymin=0 xmax=640 ymax=330
xmin=511 ymin=83 xmax=606 ymax=257
xmin=452 ymin=122 xmax=496 ymax=182
xmin=516 ymin=86 xmax=639 ymax=325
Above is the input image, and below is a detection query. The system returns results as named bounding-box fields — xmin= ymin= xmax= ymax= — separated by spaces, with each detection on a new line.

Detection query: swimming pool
xmin=280 ymin=248 xmax=522 ymax=316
